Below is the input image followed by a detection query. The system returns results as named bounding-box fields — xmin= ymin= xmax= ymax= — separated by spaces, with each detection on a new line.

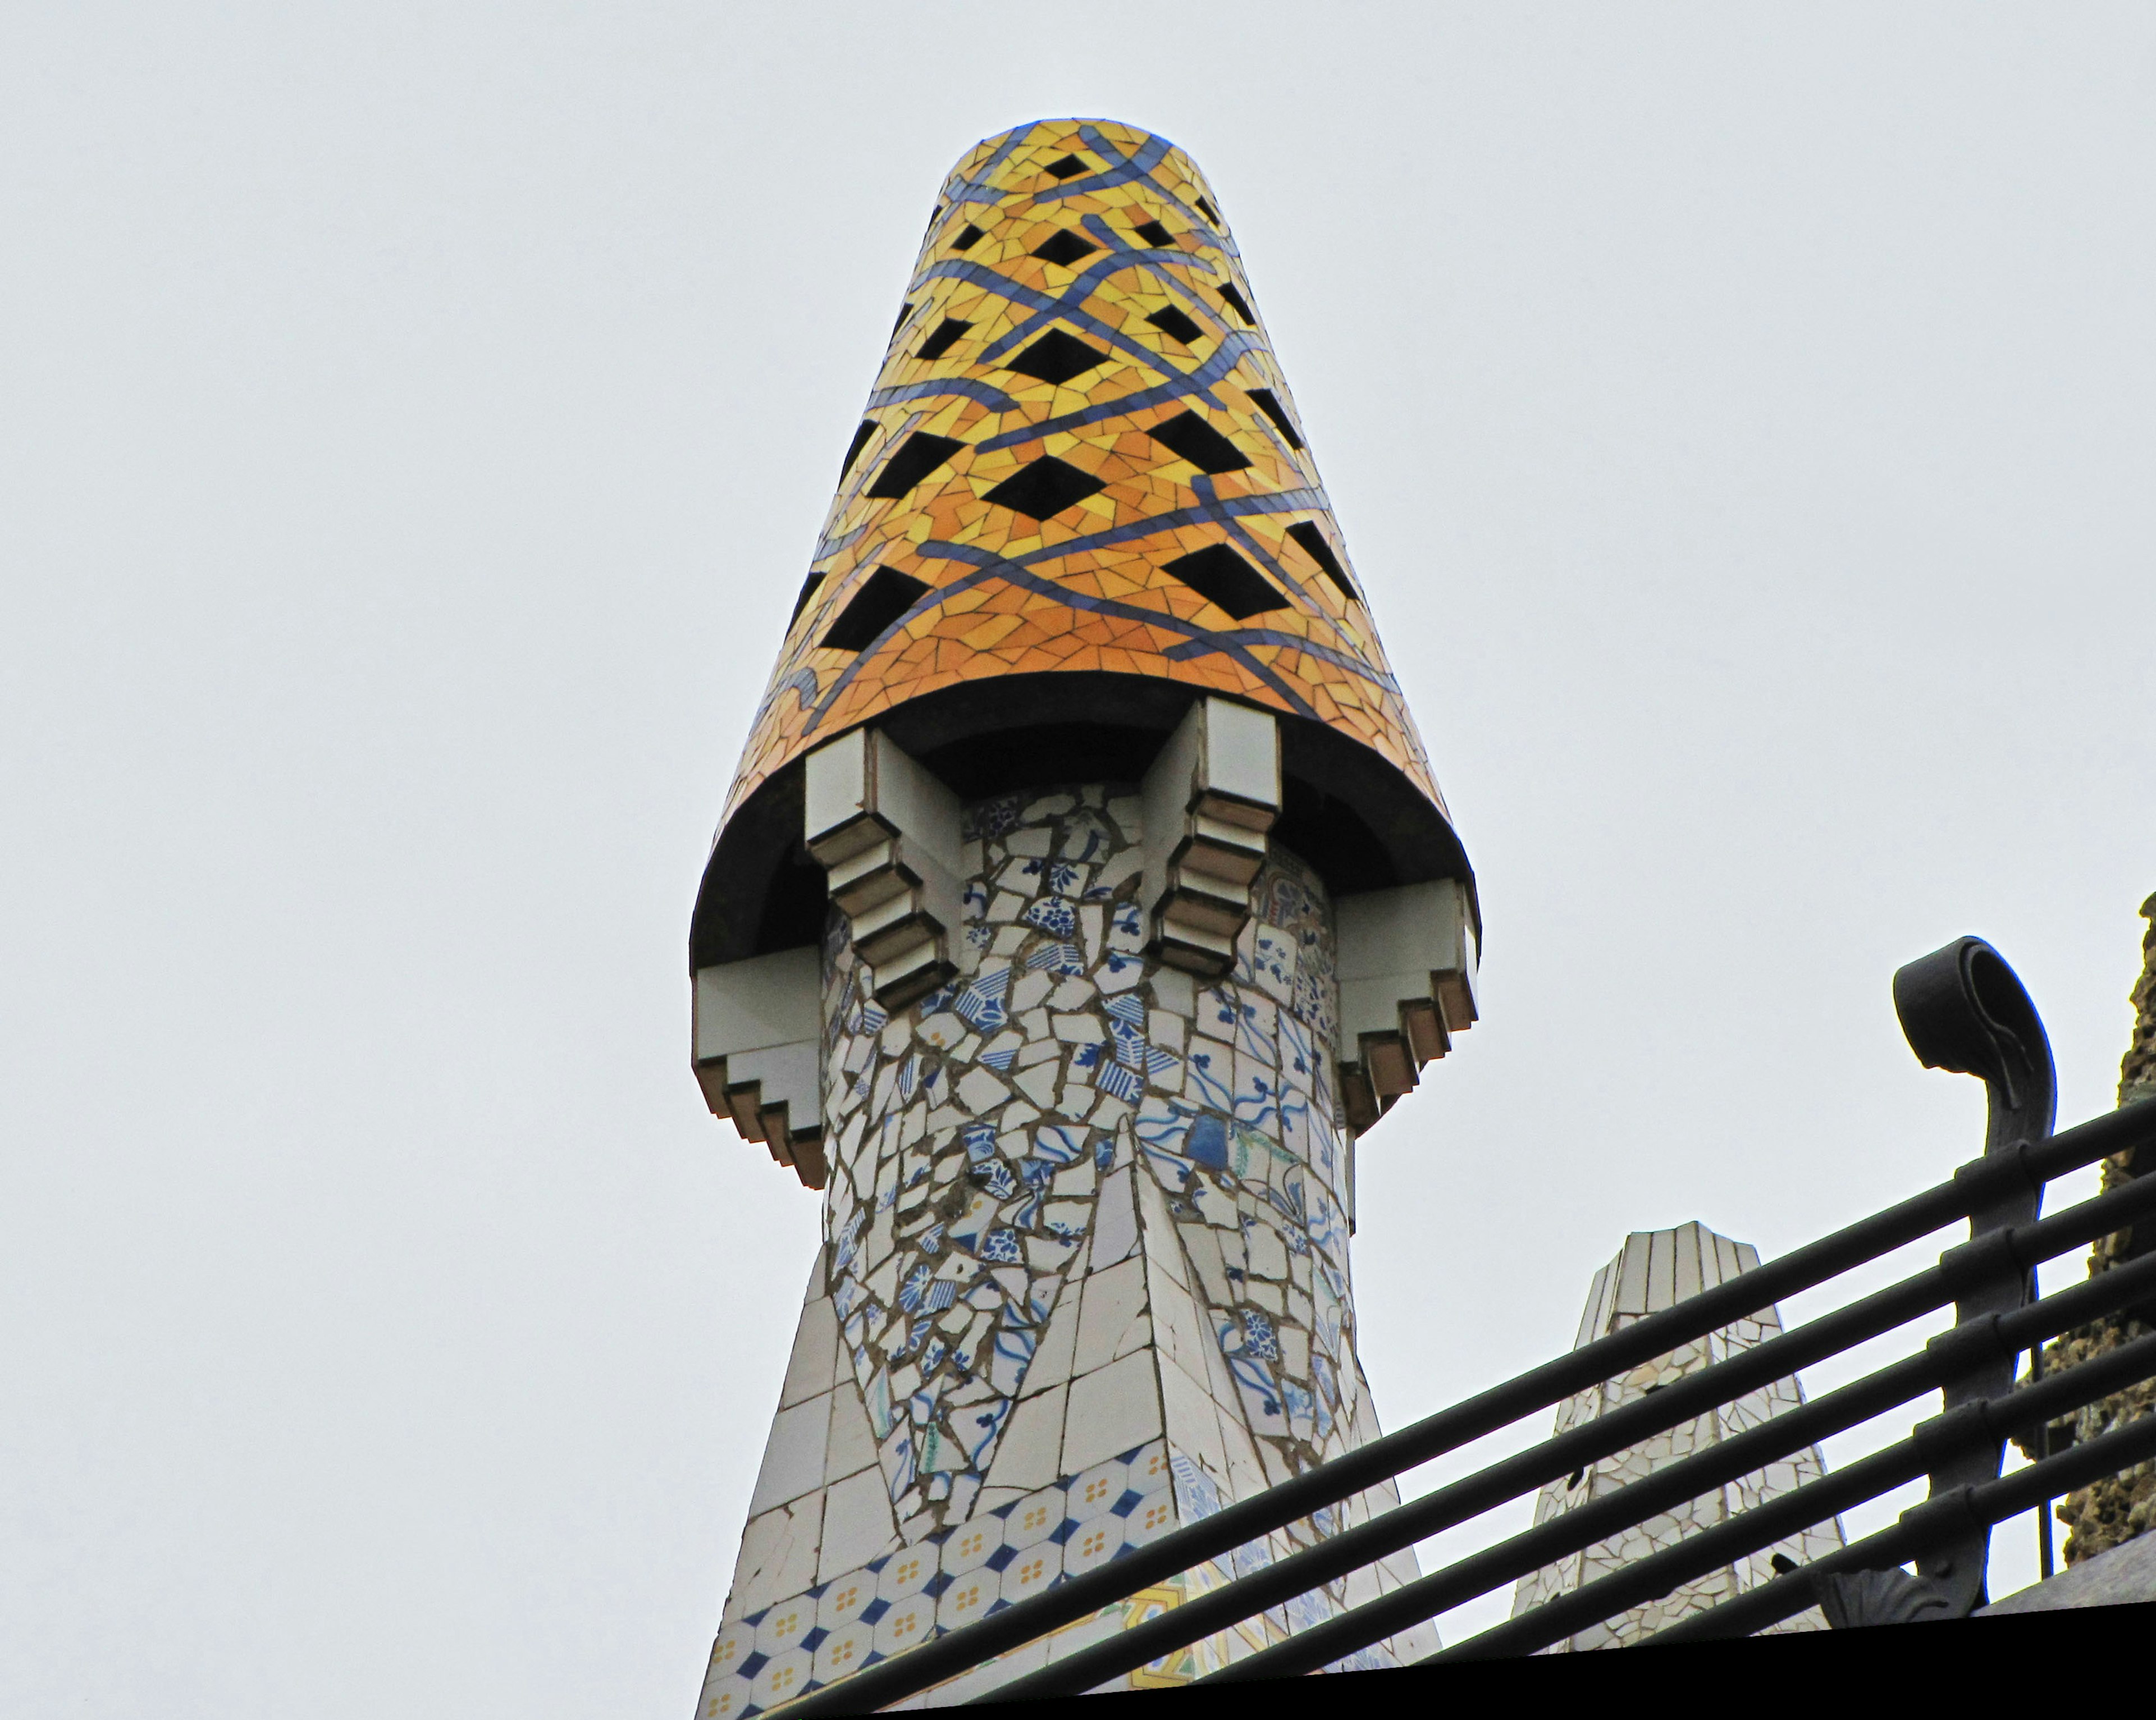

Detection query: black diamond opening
xmin=1148 ymin=411 xmax=1251 ymax=475
xmin=838 ymin=420 xmax=878 ymax=479
xmin=1145 ymin=305 xmax=1205 ymax=347
xmin=1134 ymin=219 xmax=1173 ymax=249
xmin=951 ymin=223 xmax=985 ymax=252
xmin=865 ymin=432 xmax=964 ymax=500
xmin=1031 ymin=230 xmax=1099 ymax=268
xmin=892 ymin=301 xmax=915 ymax=336
xmin=821 ymin=566 xmax=929 ymax=652
xmin=1043 ymin=153 xmax=1088 ymax=181
xmin=1246 ymin=387 xmax=1304 ymax=450
xmin=1216 ymin=282 xmax=1254 ymax=324
xmin=788 ymin=571 xmax=825 ymax=625
xmin=1161 ymin=544 xmax=1286 ymax=620
xmin=1194 ymin=195 xmax=1219 ymax=225
xmin=1287 ymin=522 xmax=1358 ymax=602
xmin=916 ymin=317 xmax=974 ymax=361
xmin=983 ymin=456 xmax=1107 ymax=522
xmin=1004 ymin=329 xmax=1109 ymax=386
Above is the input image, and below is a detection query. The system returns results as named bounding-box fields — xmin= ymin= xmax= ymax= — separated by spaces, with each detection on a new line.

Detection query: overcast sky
xmin=4 ymin=5 xmax=2153 ymax=1714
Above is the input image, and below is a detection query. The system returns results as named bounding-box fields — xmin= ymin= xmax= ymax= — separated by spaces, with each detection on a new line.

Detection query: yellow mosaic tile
xmin=721 ymin=119 xmax=1445 ymax=826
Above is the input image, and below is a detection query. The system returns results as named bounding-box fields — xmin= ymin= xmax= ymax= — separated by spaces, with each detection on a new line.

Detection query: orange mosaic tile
xmin=720 ymin=119 xmax=1446 ymax=827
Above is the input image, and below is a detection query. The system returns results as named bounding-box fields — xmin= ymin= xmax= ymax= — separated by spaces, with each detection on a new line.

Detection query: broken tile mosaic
xmin=698 ymin=777 xmax=1437 ymax=1712
xmin=718 ymin=116 xmax=1449 ymax=839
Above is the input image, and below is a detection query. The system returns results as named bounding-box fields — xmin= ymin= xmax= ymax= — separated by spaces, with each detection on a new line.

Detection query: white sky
xmin=3 ymin=5 xmax=2152 ymax=1714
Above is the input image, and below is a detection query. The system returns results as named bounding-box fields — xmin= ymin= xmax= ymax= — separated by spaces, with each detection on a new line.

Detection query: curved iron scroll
xmin=1881 ymin=936 xmax=2056 ymax=1617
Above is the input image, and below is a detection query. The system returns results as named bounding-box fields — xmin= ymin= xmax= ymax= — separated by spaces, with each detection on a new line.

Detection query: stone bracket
xmin=805 ymin=725 xmax=964 ymax=1010
xmin=692 ymin=946 xmax=827 ymax=1188
xmin=1140 ymin=696 xmax=1280 ymax=975
xmin=1335 ymin=877 xmax=1481 ymax=1133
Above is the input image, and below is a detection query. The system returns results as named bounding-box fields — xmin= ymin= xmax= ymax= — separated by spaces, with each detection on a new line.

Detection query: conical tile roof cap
xmin=698 ymin=120 xmax=1470 ymax=964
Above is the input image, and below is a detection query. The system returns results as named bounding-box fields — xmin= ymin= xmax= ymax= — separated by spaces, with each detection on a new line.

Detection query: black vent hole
xmin=1004 ymin=328 xmax=1109 ymax=386
xmin=951 ymin=223 xmax=985 ymax=252
xmin=821 ymin=566 xmax=929 ymax=652
xmin=982 ymin=456 xmax=1108 ymax=522
xmin=1286 ymin=522 xmax=1358 ymax=602
xmin=1148 ymin=410 xmax=1251 ymax=475
xmin=1194 ymin=195 xmax=1219 ymax=225
xmin=865 ymin=432 xmax=964 ymax=500
xmin=1216 ymin=281 xmax=1254 ymax=324
xmin=1246 ymin=387 xmax=1304 ymax=450
xmin=1031 ymin=230 xmax=1099 ymax=268
xmin=838 ymin=420 xmax=878 ymax=479
xmin=1134 ymin=219 xmax=1174 ymax=248
xmin=788 ymin=571 xmax=825 ymax=625
xmin=1043 ymin=153 xmax=1088 ymax=181
xmin=916 ymin=317 xmax=974 ymax=361
xmin=1145 ymin=305 xmax=1205 ymax=347
xmin=1161 ymin=544 xmax=1286 ymax=620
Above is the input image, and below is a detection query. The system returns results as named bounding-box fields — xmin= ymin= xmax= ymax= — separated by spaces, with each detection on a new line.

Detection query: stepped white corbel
xmin=1335 ymin=877 xmax=1481 ymax=1132
xmin=1141 ymin=696 xmax=1280 ymax=975
xmin=691 ymin=946 xmax=826 ymax=1188
xmin=803 ymin=726 xmax=964 ymax=1009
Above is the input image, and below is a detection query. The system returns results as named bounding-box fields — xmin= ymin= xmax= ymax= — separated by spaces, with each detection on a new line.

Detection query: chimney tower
xmin=688 ymin=119 xmax=1479 ymax=1714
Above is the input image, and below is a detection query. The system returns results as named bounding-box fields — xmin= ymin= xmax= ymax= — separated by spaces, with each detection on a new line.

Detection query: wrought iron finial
xmin=1893 ymin=935 xmax=2057 ymax=1151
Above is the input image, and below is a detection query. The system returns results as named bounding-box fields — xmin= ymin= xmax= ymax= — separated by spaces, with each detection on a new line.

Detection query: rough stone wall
xmin=2020 ymin=892 xmax=2156 ymax=1563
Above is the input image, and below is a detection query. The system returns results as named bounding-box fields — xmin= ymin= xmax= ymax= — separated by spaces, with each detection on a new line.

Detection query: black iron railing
xmin=775 ymin=937 xmax=2156 ymax=1713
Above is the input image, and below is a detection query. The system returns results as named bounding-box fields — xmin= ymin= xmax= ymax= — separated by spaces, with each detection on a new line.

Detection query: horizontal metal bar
xmin=992 ymin=1193 xmax=2156 ymax=1698
xmin=1442 ymin=1444 xmax=1925 ymax=1663
xmin=776 ymin=1103 xmax=2156 ymax=1718
xmin=1473 ymin=1321 xmax=2156 ymax=1658
xmin=983 ymin=1272 xmax=1949 ymax=1700
xmin=1196 ymin=1277 xmax=2156 ymax=1677
xmin=1647 ymin=1383 xmax=2156 ymax=1647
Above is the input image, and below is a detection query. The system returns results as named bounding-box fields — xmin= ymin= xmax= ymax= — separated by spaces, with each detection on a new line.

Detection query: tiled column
xmin=1509 ymin=1223 xmax=1848 ymax=1649
xmin=697 ymin=787 xmax=1435 ymax=1718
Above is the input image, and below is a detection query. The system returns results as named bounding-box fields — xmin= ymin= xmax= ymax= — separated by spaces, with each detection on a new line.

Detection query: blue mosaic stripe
xmin=905 ymin=542 xmax=1323 ymax=722
xmin=972 ymin=330 xmax=1263 ymax=454
xmin=791 ymin=127 xmax=1387 ymax=736
xmin=866 ymin=376 xmax=1020 ymax=414
xmin=919 ymin=258 xmax=1195 ymax=380
xmin=1028 ymin=129 xmax=1175 ymax=203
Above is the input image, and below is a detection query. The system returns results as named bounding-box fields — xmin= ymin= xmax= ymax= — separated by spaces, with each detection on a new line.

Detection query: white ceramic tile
xmin=937 ymin=1565 xmax=999 ymax=1631
xmin=780 ymin=1291 xmax=842 ymax=1410
xmin=1005 ymin=1486 xmax=1066 ymax=1550
xmin=939 ymin=1511 xmax=1008 ymax=1577
xmin=873 ymin=1541 xmax=938 ymax=1604
xmin=812 ymin=1618 xmax=878 ymax=1685
xmin=999 ymin=1536 xmax=1065 ymax=1604
xmin=750 ymin=1646 xmax=814 ymax=1710
xmin=724 ymin=1494 xmax=823 ymax=1624
xmin=746 ymin=1392 xmax=832 ymax=1517
xmin=705 ymin=1621 xmax=757 ymax=1686
xmin=1062 ymin=1348 xmax=1164 ymax=1473
xmin=1072 ymin=1254 xmax=1150 ymax=1376
xmin=824 ymin=1377 xmax=880 ymax=1485
xmin=872 ymin=1590 xmax=938 ymax=1659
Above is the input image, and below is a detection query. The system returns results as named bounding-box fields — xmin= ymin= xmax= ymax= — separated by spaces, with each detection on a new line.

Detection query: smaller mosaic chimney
xmin=1509 ymin=1223 xmax=1846 ymax=1648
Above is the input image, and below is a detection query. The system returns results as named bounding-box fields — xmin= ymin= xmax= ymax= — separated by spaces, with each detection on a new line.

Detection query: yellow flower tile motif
xmin=720 ymin=118 xmax=1446 ymax=829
